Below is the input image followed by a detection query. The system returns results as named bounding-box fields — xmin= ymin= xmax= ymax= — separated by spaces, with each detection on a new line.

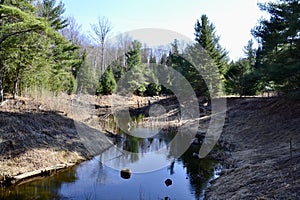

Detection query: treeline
xmin=1 ymin=0 xmax=299 ymax=102
xmin=225 ymin=0 xmax=300 ymax=97
xmin=0 ymin=0 xmax=80 ymax=102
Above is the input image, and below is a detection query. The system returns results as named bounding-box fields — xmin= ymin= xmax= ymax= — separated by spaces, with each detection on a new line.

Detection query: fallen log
xmin=1 ymin=163 xmax=75 ymax=186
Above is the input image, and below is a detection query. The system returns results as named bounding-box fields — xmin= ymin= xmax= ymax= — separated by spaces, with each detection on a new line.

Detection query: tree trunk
xmin=13 ymin=71 xmax=19 ymax=99
xmin=0 ymin=2 xmax=3 ymax=102
xmin=0 ymin=66 xmax=3 ymax=102
xmin=101 ymin=44 xmax=105 ymax=75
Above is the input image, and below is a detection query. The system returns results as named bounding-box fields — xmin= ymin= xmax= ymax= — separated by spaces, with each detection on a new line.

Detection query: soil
xmin=0 ymin=96 xmax=112 ymax=185
xmin=205 ymin=97 xmax=300 ymax=200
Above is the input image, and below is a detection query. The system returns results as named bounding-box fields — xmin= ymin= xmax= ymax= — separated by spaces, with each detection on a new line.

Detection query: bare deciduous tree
xmin=91 ymin=16 xmax=112 ymax=75
xmin=61 ymin=16 xmax=82 ymax=45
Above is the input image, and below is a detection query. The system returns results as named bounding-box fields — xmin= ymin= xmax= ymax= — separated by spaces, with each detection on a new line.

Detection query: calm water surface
xmin=0 ymin=128 xmax=220 ymax=200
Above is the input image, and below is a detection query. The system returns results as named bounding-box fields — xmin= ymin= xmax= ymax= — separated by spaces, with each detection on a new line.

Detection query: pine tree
xmin=252 ymin=0 xmax=300 ymax=93
xmin=224 ymin=59 xmax=257 ymax=96
xmin=35 ymin=0 xmax=68 ymax=31
xmin=194 ymin=15 xmax=228 ymax=73
xmin=126 ymin=40 xmax=142 ymax=70
xmin=149 ymin=53 xmax=157 ymax=64
xmin=100 ymin=66 xmax=117 ymax=95
xmin=0 ymin=0 xmax=50 ymax=101
xmin=225 ymin=39 xmax=258 ymax=96
xmin=243 ymin=39 xmax=256 ymax=67
xmin=76 ymin=50 xmax=94 ymax=94
xmin=0 ymin=0 xmax=80 ymax=99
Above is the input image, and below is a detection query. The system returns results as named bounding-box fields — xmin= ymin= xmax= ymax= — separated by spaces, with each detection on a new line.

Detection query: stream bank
xmin=0 ymin=94 xmax=194 ymax=187
xmin=205 ymin=97 xmax=300 ymax=199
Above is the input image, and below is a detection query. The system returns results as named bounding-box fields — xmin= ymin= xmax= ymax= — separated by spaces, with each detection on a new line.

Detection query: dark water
xmin=0 ymin=128 xmax=220 ymax=200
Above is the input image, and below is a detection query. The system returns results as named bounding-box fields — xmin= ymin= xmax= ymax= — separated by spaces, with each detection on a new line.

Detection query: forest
xmin=0 ymin=0 xmax=299 ymax=101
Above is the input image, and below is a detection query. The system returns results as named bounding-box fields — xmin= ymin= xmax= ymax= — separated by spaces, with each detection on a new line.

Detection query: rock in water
xmin=165 ymin=178 xmax=172 ymax=187
xmin=120 ymin=168 xmax=131 ymax=179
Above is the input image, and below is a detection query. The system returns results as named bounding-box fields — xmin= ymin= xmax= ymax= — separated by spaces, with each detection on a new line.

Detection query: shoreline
xmin=205 ymin=97 xmax=300 ymax=199
xmin=0 ymin=94 xmax=182 ymax=187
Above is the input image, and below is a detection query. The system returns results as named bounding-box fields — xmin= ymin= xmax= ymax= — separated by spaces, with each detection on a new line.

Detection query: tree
xmin=225 ymin=39 xmax=258 ymax=96
xmin=224 ymin=59 xmax=257 ymax=96
xmin=0 ymin=0 xmax=49 ymax=101
xmin=35 ymin=0 xmax=68 ymax=31
xmin=160 ymin=53 xmax=167 ymax=65
xmin=243 ymin=39 xmax=256 ymax=67
xmin=194 ymin=15 xmax=229 ymax=74
xmin=126 ymin=40 xmax=142 ymax=69
xmin=0 ymin=0 xmax=80 ymax=100
xmin=149 ymin=52 xmax=157 ymax=64
xmin=61 ymin=16 xmax=82 ymax=45
xmin=76 ymin=50 xmax=94 ymax=94
xmin=100 ymin=66 xmax=116 ymax=95
xmin=252 ymin=0 xmax=300 ymax=93
xmin=91 ymin=16 xmax=112 ymax=75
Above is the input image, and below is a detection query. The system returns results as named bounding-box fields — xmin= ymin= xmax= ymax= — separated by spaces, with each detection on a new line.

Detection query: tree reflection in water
xmin=0 ymin=128 xmax=218 ymax=200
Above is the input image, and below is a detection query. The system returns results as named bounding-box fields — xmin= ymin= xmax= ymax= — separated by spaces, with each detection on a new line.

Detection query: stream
xmin=0 ymin=127 xmax=220 ymax=200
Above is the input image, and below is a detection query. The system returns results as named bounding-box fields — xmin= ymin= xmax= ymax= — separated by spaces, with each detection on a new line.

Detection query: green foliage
xmin=194 ymin=15 xmax=229 ymax=74
xmin=183 ymin=44 xmax=221 ymax=97
xmin=123 ymin=40 xmax=156 ymax=96
xmin=243 ymin=39 xmax=256 ymax=66
xmin=126 ymin=40 xmax=142 ymax=69
xmin=35 ymin=0 xmax=68 ymax=31
xmin=145 ymin=83 xmax=162 ymax=96
xmin=110 ymin=59 xmax=125 ymax=82
xmin=76 ymin=50 xmax=94 ymax=94
xmin=252 ymin=0 xmax=300 ymax=93
xmin=0 ymin=0 xmax=80 ymax=100
xmin=149 ymin=53 xmax=157 ymax=64
xmin=225 ymin=39 xmax=259 ymax=96
xmin=225 ymin=59 xmax=258 ymax=96
xmin=100 ymin=66 xmax=117 ymax=95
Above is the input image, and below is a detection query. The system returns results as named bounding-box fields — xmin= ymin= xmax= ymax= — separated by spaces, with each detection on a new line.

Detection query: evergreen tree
xmin=100 ymin=66 xmax=117 ymax=95
xmin=160 ymin=53 xmax=167 ymax=65
xmin=194 ymin=15 xmax=229 ymax=73
xmin=224 ymin=59 xmax=257 ymax=96
xmin=126 ymin=40 xmax=142 ymax=70
xmin=76 ymin=50 xmax=94 ymax=94
xmin=243 ymin=39 xmax=256 ymax=67
xmin=149 ymin=52 xmax=157 ymax=64
xmin=166 ymin=40 xmax=208 ymax=97
xmin=0 ymin=0 xmax=80 ymax=100
xmin=0 ymin=0 xmax=49 ymax=101
xmin=35 ymin=0 xmax=68 ymax=31
xmin=225 ymin=40 xmax=258 ymax=96
xmin=252 ymin=0 xmax=300 ymax=93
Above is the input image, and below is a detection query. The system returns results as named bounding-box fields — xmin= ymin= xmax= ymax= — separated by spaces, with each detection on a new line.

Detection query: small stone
xmin=120 ymin=168 xmax=131 ymax=179
xmin=165 ymin=178 xmax=172 ymax=187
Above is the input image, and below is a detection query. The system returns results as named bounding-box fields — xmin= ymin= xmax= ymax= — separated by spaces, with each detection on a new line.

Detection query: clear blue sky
xmin=62 ymin=0 xmax=273 ymax=61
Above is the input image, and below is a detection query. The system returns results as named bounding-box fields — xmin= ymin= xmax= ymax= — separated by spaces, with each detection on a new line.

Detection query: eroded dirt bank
xmin=206 ymin=97 xmax=300 ymax=200
xmin=0 ymin=96 xmax=113 ymax=186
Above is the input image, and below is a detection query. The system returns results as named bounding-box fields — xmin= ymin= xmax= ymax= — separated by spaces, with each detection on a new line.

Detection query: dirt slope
xmin=0 ymin=98 xmax=110 ymax=185
xmin=206 ymin=97 xmax=300 ymax=200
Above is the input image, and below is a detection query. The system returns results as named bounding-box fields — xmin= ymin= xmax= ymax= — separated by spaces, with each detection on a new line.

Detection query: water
xmin=0 ymin=128 xmax=219 ymax=200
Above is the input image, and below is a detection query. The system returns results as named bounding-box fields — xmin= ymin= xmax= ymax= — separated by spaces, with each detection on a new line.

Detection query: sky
xmin=62 ymin=0 xmax=273 ymax=61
